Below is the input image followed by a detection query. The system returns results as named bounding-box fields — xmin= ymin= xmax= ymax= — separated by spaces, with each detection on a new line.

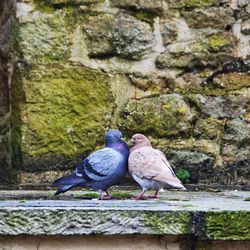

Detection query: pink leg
xmin=133 ymin=189 xmax=147 ymax=200
xmin=146 ymin=190 xmax=159 ymax=199
xmin=99 ymin=191 xmax=112 ymax=200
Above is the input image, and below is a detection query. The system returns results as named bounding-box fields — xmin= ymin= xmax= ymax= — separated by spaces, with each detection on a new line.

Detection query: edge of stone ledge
xmin=0 ymin=206 xmax=249 ymax=240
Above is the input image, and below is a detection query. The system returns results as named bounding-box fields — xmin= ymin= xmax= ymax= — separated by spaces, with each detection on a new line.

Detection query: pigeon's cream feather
xmin=129 ymin=146 xmax=184 ymax=189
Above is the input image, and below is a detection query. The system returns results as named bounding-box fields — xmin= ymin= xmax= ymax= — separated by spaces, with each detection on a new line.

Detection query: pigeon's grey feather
xmin=83 ymin=148 xmax=123 ymax=181
xmin=53 ymin=129 xmax=129 ymax=199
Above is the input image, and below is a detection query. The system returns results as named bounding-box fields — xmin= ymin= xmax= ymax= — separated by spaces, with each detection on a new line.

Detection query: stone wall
xmin=3 ymin=0 xmax=250 ymax=186
xmin=0 ymin=0 xmax=17 ymax=184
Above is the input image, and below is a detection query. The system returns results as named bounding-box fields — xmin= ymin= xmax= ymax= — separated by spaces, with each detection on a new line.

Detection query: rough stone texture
xmin=0 ymin=190 xmax=250 ymax=241
xmin=122 ymin=94 xmax=194 ymax=137
xmin=111 ymin=0 xmax=166 ymax=14
xmin=222 ymin=119 xmax=250 ymax=165
xmin=18 ymin=11 xmax=71 ymax=64
xmin=181 ymin=7 xmax=234 ymax=29
xmin=83 ymin=13 xmax=154 ymax=60
xmin=0 ymin=0 xmax=248 ymax=186
xmin=190 ymin=94 xmax=248 ymax=119
xmin=18 ymin=63 xmax=115 ymax=171
xmin=166 ymin=150 xmax=215 ymax=183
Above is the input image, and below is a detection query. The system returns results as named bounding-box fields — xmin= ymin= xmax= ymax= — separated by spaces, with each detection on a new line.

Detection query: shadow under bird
xmin=52 ymin=129 xmax=129 ymax=200
xmin=128 ymin=134 xmax=186 ymax=200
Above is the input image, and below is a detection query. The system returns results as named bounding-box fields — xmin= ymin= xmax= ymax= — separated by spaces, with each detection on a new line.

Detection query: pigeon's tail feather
xmin=168 ymin=180 xmax=186 ymax=190
xmin=53 ymin=185 xmax=75 ymax=196
xmin=53 ymin=173 xmax=85 ymax=187
xmin=52 ymin=173 xmax=86 ymax=195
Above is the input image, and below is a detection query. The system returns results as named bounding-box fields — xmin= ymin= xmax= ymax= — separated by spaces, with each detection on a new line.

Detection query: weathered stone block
xmin=222 ymin=119 xmax=250 ymax=165
xmin=122 ymin=94 xmax=194 ymax=136
xmin=16 ymin=63 xmax=115 ymax=171
xmin=241 ymin=20 xmax=250 ymax=35
xmin=190 ymin=94 xmax=248 ymax=119
xmin=83 ymin=13 xmax=154 ymax=60
xmin=181 ymin=7 xmax=234 ymax=29
xmin=194 ymin=117 xmax=225 ymax=140
xmin=48 ymin=0 xmax=102 ymax=5
xmin=18 ymin=11 xmax=71 ymax=63
xmin=166 ymin=150 xmax=215 ymax=183
xmin=127 ymin=72 xmax=175 ymax=91
xmin=166 ymin=0 xmax=226 ymax=9
xmin=213 ymin=73 xmax=250 ymax=90
xmin=156 ymin=33 xmax=235 ymax=70
xmin=111 ymin=0 xmax=165 ymax=14
xmin=206 ymin=212 xmax=250 ymax=240
xmin=160 ymin=19 xmax=178 ymax=46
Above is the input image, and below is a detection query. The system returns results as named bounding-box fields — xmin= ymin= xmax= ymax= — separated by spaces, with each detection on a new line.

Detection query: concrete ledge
xmin=0 ymin=191 xmax=249 ymax=240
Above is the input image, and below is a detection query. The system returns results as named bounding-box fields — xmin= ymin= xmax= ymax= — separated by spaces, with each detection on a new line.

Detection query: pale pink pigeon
xmin=128 ymin=134 xmax=186 ymax=200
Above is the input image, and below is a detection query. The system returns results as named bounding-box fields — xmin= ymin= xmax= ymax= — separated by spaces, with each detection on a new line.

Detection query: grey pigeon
xmin=53 ymin=129 xmax=129 ymax=200
xmin=129 ymin=134 xmax=186 ymax=200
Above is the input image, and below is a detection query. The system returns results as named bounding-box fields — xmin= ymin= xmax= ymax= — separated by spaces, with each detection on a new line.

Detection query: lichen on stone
xmin=122 ymin=94 xmax=194 ymax=137
xmin=206 ymin=212 xmax=250 ymax=240
xmin=144 ymin=211 xmax=190 ymax=234
xmin=17 ymin=63 xmax=115 ymax=170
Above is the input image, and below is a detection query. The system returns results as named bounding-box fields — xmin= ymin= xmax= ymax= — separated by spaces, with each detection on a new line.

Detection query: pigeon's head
xmin=105 ymin=129 xmax=123 ymax=144
xmin=130 ymin=134 xmax=151 ymax=147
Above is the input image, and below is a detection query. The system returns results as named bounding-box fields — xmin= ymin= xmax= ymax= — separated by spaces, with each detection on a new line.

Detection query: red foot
xmin=99 ymin=195 xmax=112 ymax=200
xmin=146 ymin=195 xmax=158 ymax=199
xmin=133 ymin=195 xmax=148 ymax=200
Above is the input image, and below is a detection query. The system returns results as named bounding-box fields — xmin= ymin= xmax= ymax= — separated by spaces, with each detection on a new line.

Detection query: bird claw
xmin=133 ymin=195 xmax=148 ymax=200
xmin=99 ymin=195 xmax=112 ymax=200
xmin=146 ymin=195 xmax=158 ymax=199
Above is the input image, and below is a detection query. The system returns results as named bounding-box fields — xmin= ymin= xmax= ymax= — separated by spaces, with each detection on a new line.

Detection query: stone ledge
xmin=0 ymin=191 xmax=249 ymax=240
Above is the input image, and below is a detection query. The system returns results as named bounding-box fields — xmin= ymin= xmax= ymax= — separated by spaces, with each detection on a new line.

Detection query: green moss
xmin=208 ymin=35 xmax=229 ymax=52
xmin=75 ymin=192 xmax=100 ymax=198
xmin=6 ymin=213 xmax=28 ymax=228
xmin=206 ymin=212 xmax=250 ymax=240
xmin=194 ymin=117 xmax=225 ymax=140
xmin=111 ymin=191 xmax=132 ymax=198
xmin=144 ymin=211 xmax=190 ymax=234
xmin=33 ymin=0 xmax=99 ymax=11
xmin=244 ymin=197 xmax=250 ymax=201
xmin=133 ymin=11 xmax=156 ymax=24
xmin=123 ymin=94 xmax=194 ymax=137
xmin=47 ymin=191 xmax=55 ymax=197
xmin=168 ymin=198 xmax=190 ymax=201
xmin=17 ymin=63 xmax=115 ymax=169
xmin=182 ymin=0 xmax=214 ymax=8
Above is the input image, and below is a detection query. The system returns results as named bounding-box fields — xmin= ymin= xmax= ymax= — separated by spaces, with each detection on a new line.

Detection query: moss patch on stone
xmin=122 ymin=94 xmax=194 ymax=137
xmin=18 ymin=11 xmax=71 ymax=64
xmin=144 ymin=211 xmax=190 ymax=234
xmin=17 ymin=63 xmax=115 ymax=170
xmin=194 ymin=117 xmax=225 ymax=140
xmin=206 ymin=212 xmax=250 ymax=240
xmin=182 ymin=0 xmax=214 ymax=8
xmin=214 ymin=73 xmax=250 ymax=90
xmin=208 ymin=35 xmax=229 ymax=52
xmin=133 ymin=10 xmax=156 ymax=24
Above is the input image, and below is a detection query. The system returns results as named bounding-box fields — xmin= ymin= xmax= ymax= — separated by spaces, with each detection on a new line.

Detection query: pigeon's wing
xmin=76 ymin=148 xmax=122 ymax=181
xmin=129 ymin=147 xmax=184 ymax=188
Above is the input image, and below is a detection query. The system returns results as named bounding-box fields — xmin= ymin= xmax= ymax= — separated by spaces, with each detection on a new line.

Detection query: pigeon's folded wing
xmin=76 ymin=148 xmax=123 ymax=181
xmin=129 ymin=147 xmax=182 ymax=186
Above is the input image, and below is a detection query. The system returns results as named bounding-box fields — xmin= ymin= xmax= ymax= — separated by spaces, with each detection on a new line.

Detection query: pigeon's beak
xmin=128 ymin=138 xmax=135 ymax=146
